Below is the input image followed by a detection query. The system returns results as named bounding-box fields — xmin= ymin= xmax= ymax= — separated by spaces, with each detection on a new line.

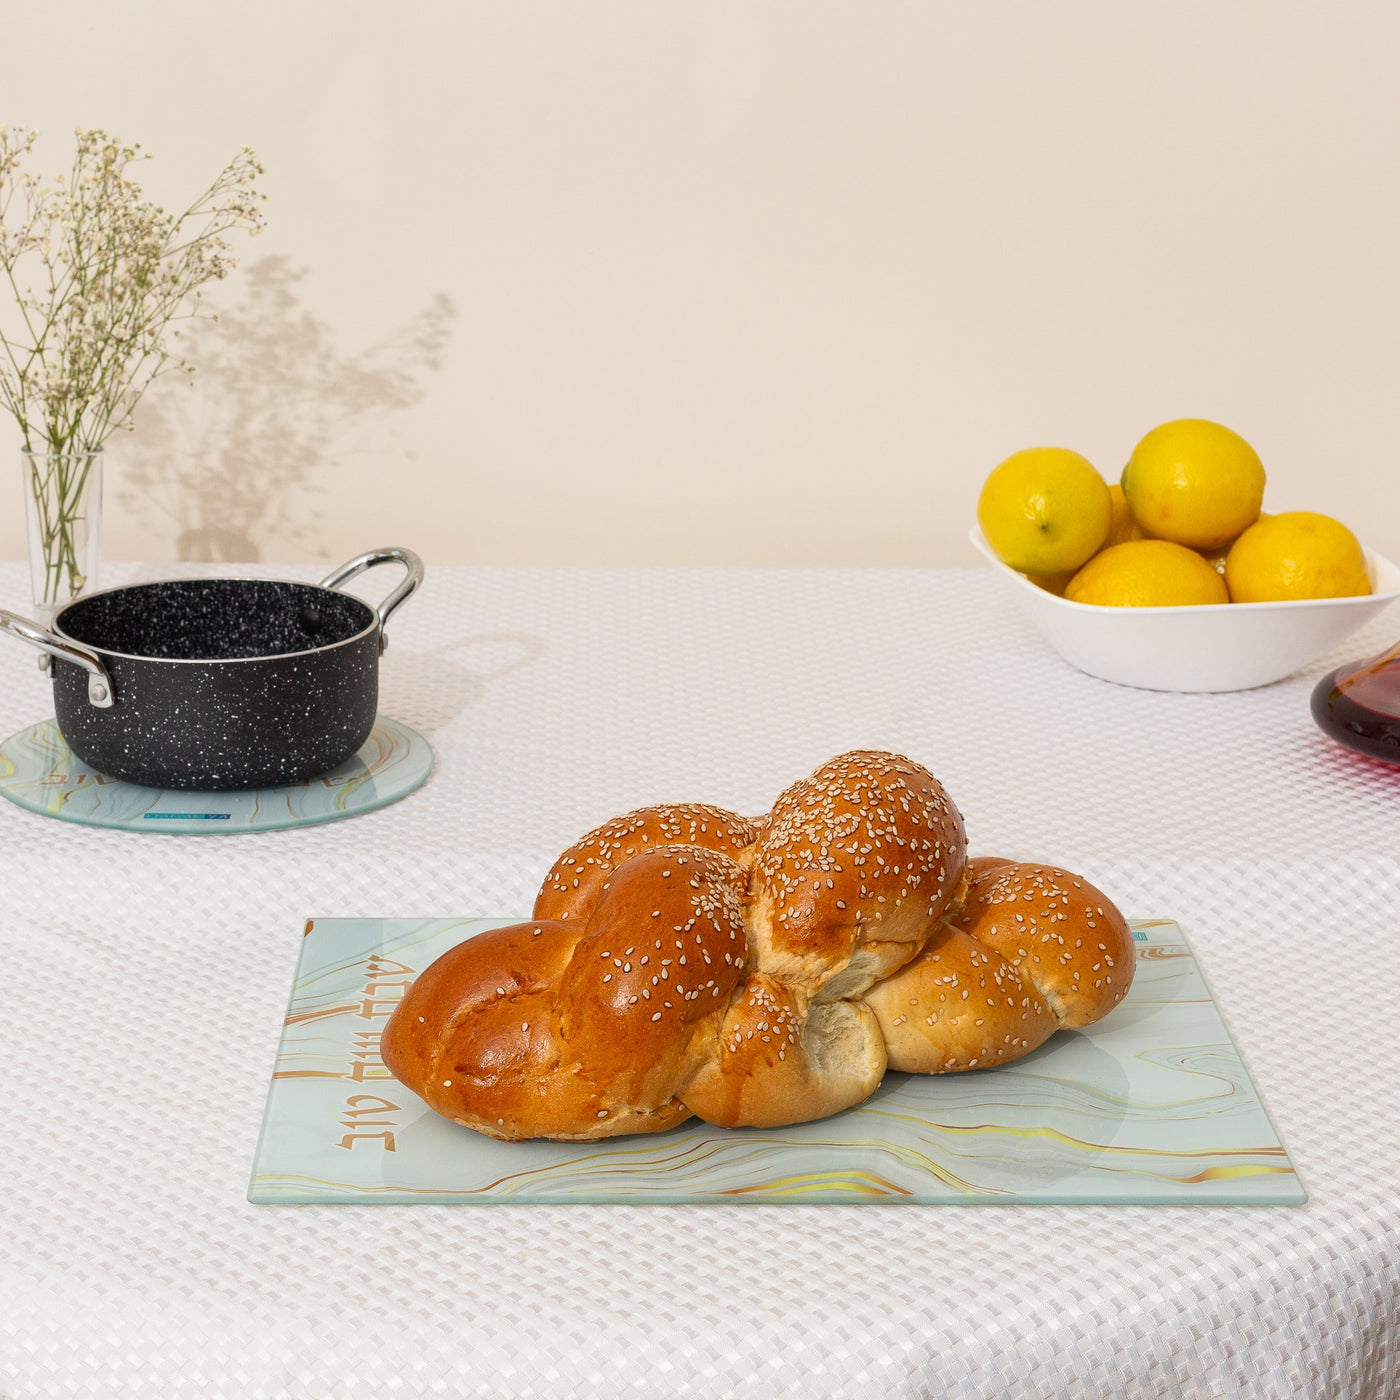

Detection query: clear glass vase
xmin=22 ymin=447 xmax=103 ymax=628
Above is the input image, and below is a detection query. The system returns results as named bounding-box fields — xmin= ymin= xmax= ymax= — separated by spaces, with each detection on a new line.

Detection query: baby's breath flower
xmin=0 ymin=126 xmax=264 ymax=603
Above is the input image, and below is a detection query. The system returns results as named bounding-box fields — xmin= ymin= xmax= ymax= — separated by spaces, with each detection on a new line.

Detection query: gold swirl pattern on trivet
xmin=0 ymin=715 xmax=433 ymax=833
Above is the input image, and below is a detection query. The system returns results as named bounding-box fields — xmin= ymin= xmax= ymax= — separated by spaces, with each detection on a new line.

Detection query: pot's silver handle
xmin=319 ymin=547 xmax=425 ymax=654
xmin=0 ymin=608 xmax=115 ymax=707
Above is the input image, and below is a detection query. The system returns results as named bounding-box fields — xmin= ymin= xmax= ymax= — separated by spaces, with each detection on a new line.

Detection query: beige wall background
xmin=3 ymin=1 xmax=1398 ymax=569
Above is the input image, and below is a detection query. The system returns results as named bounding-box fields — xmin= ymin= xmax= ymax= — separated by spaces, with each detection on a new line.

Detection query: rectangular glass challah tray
xmin=248 ymin=918 xmax=1304 ymax=1205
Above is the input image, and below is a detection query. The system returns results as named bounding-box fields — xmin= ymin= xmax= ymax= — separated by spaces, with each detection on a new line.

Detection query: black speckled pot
xmin=0 ymin=548 xmax=423 ymax=791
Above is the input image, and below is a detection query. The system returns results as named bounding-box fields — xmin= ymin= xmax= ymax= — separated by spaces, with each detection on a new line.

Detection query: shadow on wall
xmin=122 ymin=257 xmax=454 ymax=562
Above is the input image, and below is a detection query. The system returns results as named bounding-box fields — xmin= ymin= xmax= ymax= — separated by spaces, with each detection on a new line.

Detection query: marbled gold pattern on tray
xmin=249 ymin=918 xmax=1304 ymax=1205
xmin=0 ymin=716 xmax=433 ymax=833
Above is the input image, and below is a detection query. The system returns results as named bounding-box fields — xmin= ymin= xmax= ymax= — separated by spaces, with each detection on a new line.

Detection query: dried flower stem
xmin=0 ymin=127 xmax=265 ymax=605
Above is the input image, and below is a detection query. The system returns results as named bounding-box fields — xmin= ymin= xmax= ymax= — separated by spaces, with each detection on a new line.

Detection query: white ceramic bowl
xmin=970 ymin=525 xmax=1400 ymax=692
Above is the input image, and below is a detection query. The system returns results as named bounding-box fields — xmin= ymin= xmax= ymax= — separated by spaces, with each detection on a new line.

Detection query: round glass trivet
xmin=0 ymin=715 xmax=434 ymax=834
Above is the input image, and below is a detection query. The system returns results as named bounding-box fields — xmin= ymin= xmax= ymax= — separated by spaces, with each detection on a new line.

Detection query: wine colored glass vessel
xmin=1311 ymin=639 xmax=1400 ymax=766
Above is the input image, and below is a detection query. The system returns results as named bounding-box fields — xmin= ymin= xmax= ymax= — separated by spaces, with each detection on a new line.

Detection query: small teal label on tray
xmin=144 ymin=812 xmax=231 ymax=820
xmin=248 ymin=917 xmax=1305 ymax=1207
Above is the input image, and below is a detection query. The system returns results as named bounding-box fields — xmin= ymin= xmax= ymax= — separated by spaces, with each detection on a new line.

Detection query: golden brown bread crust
xmin=383 ymin=847 xmax=752 ymax=1141
xmin=750 ymin=750 xmax=969 ymax=999
xmin=865 ymin=922 xmax=1056 ymax=1072
xmin=554 ymin=847 xmax=749 ymax=1111
xmin=534 ymin=804 xmax=762 ymax=923
xmin=682 ymin=973 xmax=888 ymax=1128
xmin=949 ymin=859 xmax=1134 ymax=1028
xmin=379 ymin=919 xmax=598 ymax=1140
xmin=384 ymin=755 xmax=1135 ymax=1141
xmin=868 ymin=859 xmax=1134 ymax=1072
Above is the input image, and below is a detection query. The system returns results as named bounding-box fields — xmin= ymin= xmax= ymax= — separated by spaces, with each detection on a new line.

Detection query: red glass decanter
xmin=1310 ymin=639 xmax=1400 ymax=766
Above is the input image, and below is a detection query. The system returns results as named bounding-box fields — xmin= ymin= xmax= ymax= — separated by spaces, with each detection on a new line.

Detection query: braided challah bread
xmin=381 ymin=751 xmax=1134 ymax=1140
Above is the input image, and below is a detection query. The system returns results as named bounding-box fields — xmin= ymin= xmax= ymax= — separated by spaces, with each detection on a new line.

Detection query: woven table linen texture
xmin=1 ymin=561 xmax=1397 ymax=1400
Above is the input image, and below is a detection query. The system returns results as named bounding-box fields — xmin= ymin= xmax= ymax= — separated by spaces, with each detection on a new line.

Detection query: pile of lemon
xmin=976 ymin=419 xmax=1371 ymax=607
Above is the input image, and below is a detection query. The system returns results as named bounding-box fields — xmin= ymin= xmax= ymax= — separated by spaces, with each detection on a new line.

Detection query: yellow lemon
xmin=1224 ymin=511 xmax=1371 ymax=602
xmin=1066 ymin=539 xmax=1230 ymax=607
xmin=1201 ymin=511 xmax=1270 ymax=575
xmin=1121 ymin=419 xmax=1265 ymax=551
xmin=977 ymin=447 xmax=1111 ymax=575
xmin=1027 ymin=571 xmax=1073 ymax=596
xmin=1105 ymin=482 xmax=1144 ymax=547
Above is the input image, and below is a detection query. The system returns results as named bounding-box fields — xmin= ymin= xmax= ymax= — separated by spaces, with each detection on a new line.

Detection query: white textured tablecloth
xmin=2 ymin=560 xmax=1399 ymax=1400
